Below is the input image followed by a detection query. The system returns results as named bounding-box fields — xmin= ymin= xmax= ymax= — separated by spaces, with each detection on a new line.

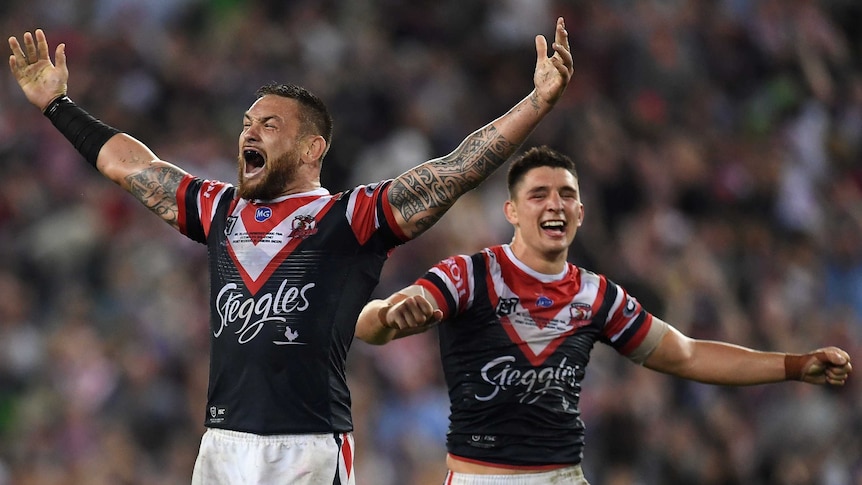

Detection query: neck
xmin=507 ymin=240 xmax=568 ymax=275
xmin=279 ymin=180 xmax=321 ymax=196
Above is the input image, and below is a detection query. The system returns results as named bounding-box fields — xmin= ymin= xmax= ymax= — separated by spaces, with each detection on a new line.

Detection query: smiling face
xmin=505 ymin=165 xmax=584 ymax=273
xmin=237 ymin=95 xmax=310 ymax=201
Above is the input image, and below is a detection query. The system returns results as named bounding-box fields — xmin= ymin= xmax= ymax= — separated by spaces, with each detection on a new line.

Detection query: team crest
xmin=569 ymin=302 xmax=592 ymax=322
xmin=289 ymin=214 xmax=318 ymax=239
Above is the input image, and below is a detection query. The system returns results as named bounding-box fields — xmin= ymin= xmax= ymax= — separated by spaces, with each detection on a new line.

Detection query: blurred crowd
xmin=0 ymin=0 xmax=861 ymax=484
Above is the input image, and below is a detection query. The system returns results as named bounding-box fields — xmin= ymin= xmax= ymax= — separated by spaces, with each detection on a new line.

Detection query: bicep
xmin=642 ymin=322 xmax=696 ymax=375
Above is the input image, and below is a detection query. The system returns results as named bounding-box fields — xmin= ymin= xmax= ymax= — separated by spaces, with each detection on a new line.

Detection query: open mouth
xmin=243 ymin=149 xmax=265 ymax=175
xmin=540 ymin=220 xmax=567 ymax=234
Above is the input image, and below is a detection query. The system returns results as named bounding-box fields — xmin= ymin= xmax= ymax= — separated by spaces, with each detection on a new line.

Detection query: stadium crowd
xmin=0 ymin=0 xmax=860 ymax=483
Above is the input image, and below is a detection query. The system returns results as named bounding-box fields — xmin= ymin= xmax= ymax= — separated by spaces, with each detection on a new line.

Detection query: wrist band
xmin=43 ymin=95 xmax=120 ymax=168
xmin=784 ymin=354 xmax=806 ymax=380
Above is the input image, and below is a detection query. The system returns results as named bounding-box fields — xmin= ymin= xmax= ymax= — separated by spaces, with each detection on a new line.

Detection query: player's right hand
xmin=8 ymin=29 xmax=68 ymax=111
xmin=381 ymin=294 xmax=443 ymax=331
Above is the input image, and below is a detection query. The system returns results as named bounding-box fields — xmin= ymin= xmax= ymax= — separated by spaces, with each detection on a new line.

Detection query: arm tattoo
xmin=125 ymin=166 xmax=184 ymax=228
xmin=389 ymin=125 xmax=514 ymax=237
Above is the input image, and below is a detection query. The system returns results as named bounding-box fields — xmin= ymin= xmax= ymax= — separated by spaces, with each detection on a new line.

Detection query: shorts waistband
xmin=205 ymin=428 xmax=346 ymax=444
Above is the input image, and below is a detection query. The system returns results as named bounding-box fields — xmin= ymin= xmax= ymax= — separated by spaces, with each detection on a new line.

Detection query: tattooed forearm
xmin=125 ymin=166 xmax=184 ymax=227
xmin=389 ymin=125 xmax=514 ymax=237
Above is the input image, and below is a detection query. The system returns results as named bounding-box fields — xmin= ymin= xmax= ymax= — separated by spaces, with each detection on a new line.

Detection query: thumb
xmin=55 ymin=43 xmax=67 ymax=72
xmin=535 ymin=34 xmax=548 ymax=60
xmin=822 ymin=347 xmax=849 ymax=366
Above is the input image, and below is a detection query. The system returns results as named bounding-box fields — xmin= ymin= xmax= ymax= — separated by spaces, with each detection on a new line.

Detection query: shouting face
xmin=237 ymin=95 xmax=307 ymax=201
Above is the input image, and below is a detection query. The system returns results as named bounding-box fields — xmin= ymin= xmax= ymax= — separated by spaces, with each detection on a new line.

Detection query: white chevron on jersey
xmin=486 ymin=247 xmax=602 ymax=366
xmin=227 ymin=195 xmax=335 ymax=294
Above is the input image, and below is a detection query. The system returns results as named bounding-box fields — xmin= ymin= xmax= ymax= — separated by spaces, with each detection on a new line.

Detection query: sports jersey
xmin=416 ymin=244 xmax=659 ymax=467
xmin=176 ymin=175 xmax=407 ymax=435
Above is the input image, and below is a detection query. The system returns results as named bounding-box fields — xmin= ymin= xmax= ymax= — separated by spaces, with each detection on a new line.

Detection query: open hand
xmin=8 ymin=29 xmax=68 ymax=111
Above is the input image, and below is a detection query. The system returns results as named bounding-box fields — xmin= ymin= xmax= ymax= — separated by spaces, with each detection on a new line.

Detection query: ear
xmin=504 ymin=199 xmax=518 ymax=226
xmin=576 ymin=202 xmax=585 ymax=227
xmin=302 ymin=135 xmax=327 ymax=163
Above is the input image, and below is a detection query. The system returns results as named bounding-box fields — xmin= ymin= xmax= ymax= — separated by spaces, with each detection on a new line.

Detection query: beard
xmin=237 ymin=149 xmax=300 ymax=201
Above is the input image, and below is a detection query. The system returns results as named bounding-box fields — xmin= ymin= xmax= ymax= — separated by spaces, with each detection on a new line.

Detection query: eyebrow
xmin=243 ymin=113 xmax=282 ymax=124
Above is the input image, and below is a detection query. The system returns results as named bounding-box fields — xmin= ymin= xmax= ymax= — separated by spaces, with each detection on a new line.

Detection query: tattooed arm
xmin=388 ymin=17 xmax=574 ymax=239
xmin=8 ymin=29 xmax=188 ymax=230
xmin=98 ymin=136 xmax=189 ymax=230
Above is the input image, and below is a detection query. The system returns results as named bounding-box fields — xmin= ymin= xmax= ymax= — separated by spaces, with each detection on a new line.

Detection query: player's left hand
xmin=798 ymin=347 xmax=852 ymax=386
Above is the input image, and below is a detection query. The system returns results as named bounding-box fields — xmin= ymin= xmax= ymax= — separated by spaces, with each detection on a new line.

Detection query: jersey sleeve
xmin=414 ymin=254 xmax=475 ymax=319
xmin=344 ymin=180 xmax=409 ymax=247
xmin=600 ymin=279 xmax=661 ymax=363
xmin=176 ymin=175 xmax=234 ymax=244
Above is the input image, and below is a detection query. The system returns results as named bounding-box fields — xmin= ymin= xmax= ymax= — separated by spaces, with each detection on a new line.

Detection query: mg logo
xmin=255 ymin=207 xmax=272 ymax=222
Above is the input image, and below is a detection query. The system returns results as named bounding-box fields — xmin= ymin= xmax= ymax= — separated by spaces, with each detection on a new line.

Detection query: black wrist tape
xmin=43 ymin=95 xmax=120 ymax=168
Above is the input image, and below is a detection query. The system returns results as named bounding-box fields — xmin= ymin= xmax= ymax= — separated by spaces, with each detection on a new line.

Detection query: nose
xmin=546 ymin=193 xmax=564 ymax=212
xmin=242 ymin=122 xmax=260 ymax=142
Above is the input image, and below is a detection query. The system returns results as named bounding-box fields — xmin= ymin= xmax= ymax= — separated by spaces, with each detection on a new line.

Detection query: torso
xmin=177 ymin=176 xmax=405 ymax=434
xmin=418 ymin=244 xmax=655 ymax=467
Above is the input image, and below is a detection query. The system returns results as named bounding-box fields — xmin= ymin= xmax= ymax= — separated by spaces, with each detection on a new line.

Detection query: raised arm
xmin=388 ymin=17 xmax=574 ymax=239
xmin=9 ymin=29 xmax=188 ymax=229
xmin=355 ymin=285 xmax=443 ymax=345
xmin=644 ymin=320 xmax=852 ymax=386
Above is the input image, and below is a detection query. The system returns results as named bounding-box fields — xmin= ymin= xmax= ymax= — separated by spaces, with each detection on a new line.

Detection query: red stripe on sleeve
xmin=618 ymin=313 xmax=654 ymax=356
xmin=380 ymin=183 xmax=409 ymax=242
xmin=417 ymin=279 xmax=451 ymax=319
xmin=176 ymin=174 xmax=195 ymax=236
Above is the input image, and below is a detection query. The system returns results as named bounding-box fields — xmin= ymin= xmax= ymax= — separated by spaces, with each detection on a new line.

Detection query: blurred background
xmin=1 ymin=0 xmax=861 ymax=483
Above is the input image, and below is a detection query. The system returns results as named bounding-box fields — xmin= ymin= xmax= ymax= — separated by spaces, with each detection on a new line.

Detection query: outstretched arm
xmin=388 ymin=17 xmax=575 ymax=239
xmin=644 ymin=320 xmax=852 ymax=386
xmin=9 ymin=29 xmax=188 ymax=229
xmin=355 ymin=285 xmax=443 ymax=345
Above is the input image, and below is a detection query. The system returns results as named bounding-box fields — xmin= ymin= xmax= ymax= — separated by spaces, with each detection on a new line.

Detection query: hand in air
xmin=532 ymin=17 xmax=575 ymax=108
xmin=8 ymin=29 xmax=68 ymax=111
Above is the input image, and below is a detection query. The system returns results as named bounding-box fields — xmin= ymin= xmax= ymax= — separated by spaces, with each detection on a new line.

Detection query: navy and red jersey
xmin=176 ymin=175 xmax=407 ymax=435
xmin=415 ymin=244 xmax=660 ymax=467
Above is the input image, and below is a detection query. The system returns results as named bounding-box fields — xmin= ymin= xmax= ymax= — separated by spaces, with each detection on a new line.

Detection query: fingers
xmin=24 ymin=31 xmax=37 ymax=63
xmin=385 ymin=296 xmax=441 ymax=330
xmin=8 ymin=35 xmax=26 ymax=70
xmin=35 ymin=29 xmax=50 ymax=61
xmin=816 ymin=347 xmax=852 ymax=386
xmin=552 ymin=17 xmax=574 ymax=76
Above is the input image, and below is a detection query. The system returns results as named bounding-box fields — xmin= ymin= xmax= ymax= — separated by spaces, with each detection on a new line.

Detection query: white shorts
xmin=191 ymin=428 xmax=355 ymax=485
xmin=443 ymin=465 xmax=588 ymax=485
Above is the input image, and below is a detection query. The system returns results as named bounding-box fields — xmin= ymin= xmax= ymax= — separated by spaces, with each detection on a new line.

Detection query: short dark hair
xmin=256 ymin=82 xmax=333 ymax=150
xmin=506 ymin=145 xmax=578 ymax=197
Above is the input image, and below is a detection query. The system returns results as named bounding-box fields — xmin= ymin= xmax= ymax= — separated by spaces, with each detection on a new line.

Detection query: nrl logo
xmin=289 ymin=214 xmax=318 ymax=239
xmin=210 ymin=406 xmax=217 ymax=418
